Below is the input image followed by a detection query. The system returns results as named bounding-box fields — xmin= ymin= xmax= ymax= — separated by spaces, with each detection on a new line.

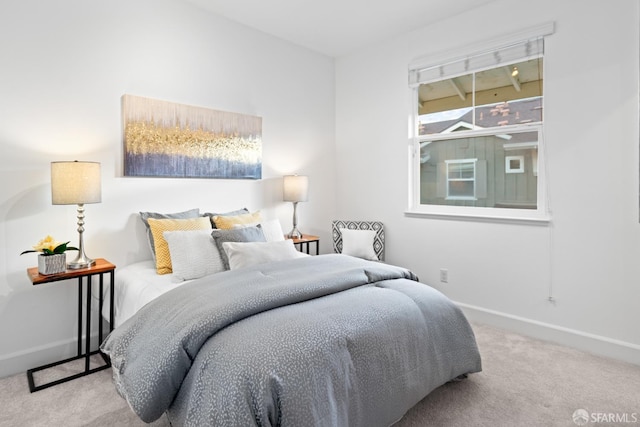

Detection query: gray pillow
xmin=203 ymin=208 xmax=249 ymax=228
xmin=140 ymin=208 xmax=201 ymax=259
xmin=211 ymin=225 xmax=266 ymax=270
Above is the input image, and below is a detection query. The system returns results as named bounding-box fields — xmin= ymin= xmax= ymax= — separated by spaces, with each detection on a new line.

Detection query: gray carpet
xmin=1 ymin=323 xmax=638 ymax=426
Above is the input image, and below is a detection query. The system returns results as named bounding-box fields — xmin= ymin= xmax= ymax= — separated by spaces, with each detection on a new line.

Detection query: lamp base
xmin=287 ymin=201 xmax=303 ymax=239
xmin=67 ymin=253 xmax=95 ymax=270
xmin=68 ymin=203 xmax=95 ymax=270
xmin=287 ymin=227 xmax=303 ymax=239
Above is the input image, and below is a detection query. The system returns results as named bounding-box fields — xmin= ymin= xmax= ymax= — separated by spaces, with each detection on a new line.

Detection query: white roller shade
xmin=409 ymin=22 xmax=554 ymax=87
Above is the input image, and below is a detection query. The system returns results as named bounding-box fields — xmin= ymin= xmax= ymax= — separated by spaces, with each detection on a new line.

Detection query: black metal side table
xmin=25 ymin=258 xmax=116 ymax=392
xmin=288 ymin=235 xmax=320 ymax=255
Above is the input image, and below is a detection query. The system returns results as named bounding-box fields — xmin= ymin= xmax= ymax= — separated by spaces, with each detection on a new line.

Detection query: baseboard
xmin=456 ymin=301 xmax=640 ymax=366
xmin=0 ymin=333 xmax=102 ymax=379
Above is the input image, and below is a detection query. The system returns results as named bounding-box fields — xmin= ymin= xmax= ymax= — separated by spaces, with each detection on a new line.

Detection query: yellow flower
xmin=33 ymin=235 xmax=61 ymax=253
xmin=20 ymin=236 xmax=78 ymax=256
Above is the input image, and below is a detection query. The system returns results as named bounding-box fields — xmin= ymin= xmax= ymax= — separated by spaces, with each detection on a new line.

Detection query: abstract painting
xmin=122 ymin=95 xmax=262 ymax=179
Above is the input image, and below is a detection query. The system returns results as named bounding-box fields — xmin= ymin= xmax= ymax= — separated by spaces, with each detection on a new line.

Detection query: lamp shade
xmin=51 ymin=161 xmax=102 ymax=205
xmin=283 ymin=175 xmax=308 ymax=202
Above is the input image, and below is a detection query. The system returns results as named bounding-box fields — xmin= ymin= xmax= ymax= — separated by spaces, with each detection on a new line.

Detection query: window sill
xmin=404 ymin=207 xmax=551 ymax=225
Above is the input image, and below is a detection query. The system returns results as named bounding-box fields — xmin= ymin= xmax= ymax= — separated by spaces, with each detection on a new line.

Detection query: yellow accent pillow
xmin=213 ymin=211 xmax=262 ymax=230
xmin=147 ymin=217 xmax=211 ymax=274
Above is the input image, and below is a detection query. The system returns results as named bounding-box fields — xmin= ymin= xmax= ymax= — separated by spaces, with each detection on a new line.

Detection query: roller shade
xmin=409 ymin=22 xmax=554 ymax=88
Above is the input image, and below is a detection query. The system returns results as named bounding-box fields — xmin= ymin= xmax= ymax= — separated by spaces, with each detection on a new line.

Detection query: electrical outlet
xmin=440 ymin=268 xmax=448 ymax=283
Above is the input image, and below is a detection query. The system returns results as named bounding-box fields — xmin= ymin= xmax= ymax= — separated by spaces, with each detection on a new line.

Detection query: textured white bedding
xmin=102 ymin=260 xmax=192 ymax=328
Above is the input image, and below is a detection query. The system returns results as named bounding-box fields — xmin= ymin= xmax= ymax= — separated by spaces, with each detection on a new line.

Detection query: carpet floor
xmin=1 ymin=322 xmax=638 ymax=426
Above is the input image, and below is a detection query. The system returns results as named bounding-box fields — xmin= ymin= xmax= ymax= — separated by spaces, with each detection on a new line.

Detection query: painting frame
xmin=122 ymin=95 xmax=262 ymax=179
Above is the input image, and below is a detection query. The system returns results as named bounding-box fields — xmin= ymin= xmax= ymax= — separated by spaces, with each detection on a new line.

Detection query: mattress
xmin=101 ymin=260 xmax=192 ymax=328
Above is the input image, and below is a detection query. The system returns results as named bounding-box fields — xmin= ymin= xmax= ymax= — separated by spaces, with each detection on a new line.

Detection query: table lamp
xmin=51 ymin=161 xmax=102 ymax=269
xmin=283 ymin=175 xmax=308 ymax=239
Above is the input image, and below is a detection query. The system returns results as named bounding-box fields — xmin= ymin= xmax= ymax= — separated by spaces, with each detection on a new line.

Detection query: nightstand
xmin=288 ymin=235 xmax=320 ymax=255
xmin=26 ymin=258 xmax=116 ymax=392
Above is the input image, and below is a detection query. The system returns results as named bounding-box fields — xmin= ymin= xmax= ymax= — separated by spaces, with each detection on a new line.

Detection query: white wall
xmin=0 ymin=0 xmax=336 ymax=377
xmin=336 ymin=0 xmax=640 ymax=364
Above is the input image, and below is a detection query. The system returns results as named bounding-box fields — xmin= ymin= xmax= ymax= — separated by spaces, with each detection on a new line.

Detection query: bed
xmin=102 ymin=254 xmax=481 ymax=426
xmin=101 ymin=253 xmax=481 ymax=426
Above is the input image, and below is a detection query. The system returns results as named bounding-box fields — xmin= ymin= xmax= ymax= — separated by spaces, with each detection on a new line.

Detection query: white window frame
xmin=406 ymin=23 xmax=554 ymax=224
xmin=505 ymin=155 xmax=525 ymax=174
xmin=445 ymin=159 xmax=477 ymax=200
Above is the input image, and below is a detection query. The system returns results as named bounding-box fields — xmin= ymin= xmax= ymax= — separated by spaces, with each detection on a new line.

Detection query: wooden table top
xmin=27 ymin=258 xmax=116 ymax=285
xmin=286 ymin=234 xmax=319 ymax=243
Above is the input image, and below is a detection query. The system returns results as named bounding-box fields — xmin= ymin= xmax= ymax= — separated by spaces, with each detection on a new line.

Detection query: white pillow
xmin=260 ymin=219 xmax=285 ymax=242
xmin=231 ymin=219 xmax=285 ymax=242
xmin=163 ymin=229 xmax=225 ymax=280
xmin=222 ymin=240 xmax=307 ymax=270
xmin=340 ymin=228 xmax=378 ymax=261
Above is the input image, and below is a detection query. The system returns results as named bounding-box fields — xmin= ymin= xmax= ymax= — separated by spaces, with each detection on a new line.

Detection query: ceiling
xmin=182 ymin=0 xmax=496 ymax=57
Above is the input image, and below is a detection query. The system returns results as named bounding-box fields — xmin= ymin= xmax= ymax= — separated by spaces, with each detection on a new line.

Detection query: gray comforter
xmin=101 ymin=254 xmax=481 ymax=426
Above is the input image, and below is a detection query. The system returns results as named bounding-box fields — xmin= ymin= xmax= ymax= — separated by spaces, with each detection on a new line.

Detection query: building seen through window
xmin=414 ymin=56 xmax=543 ymax=211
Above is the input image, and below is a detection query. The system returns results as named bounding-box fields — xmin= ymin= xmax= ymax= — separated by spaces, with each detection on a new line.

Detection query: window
xmin=446 ymin=159 xmax=477 ymax=200
xmin=408 ymin=23 xmax=554 ymax=222
xmin=505 ymin=155 xmax=524 ymax=174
